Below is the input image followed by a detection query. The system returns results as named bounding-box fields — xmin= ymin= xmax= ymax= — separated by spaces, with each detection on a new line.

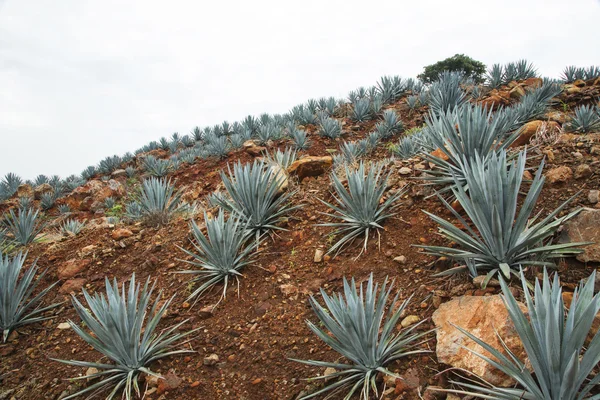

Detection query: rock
xmin=287 ymin=156 xmax=333 ymax=181
xmin=314 ymin=248 xmax=324 ymax=263
xmin=473 ymin=275 xmax=500 ymax=288
xmin=59 ymin=278 xmax=86 ymax=294
xmin=203 ymin=353 xmax=219 ymax=366
xmin=58 ymin=259 xmax=91 ymax=280
xmin=111 ymin=169 xmax=127 ymax=178
xmin=65 ymin=179 xmax=125 ymax=211
xmin=145 ymin=373 xmax=160 ymax=388
xmin=111 ymin=228 xmax=133 ymax=240
xmin=509 ymin=85 xmax=525 ymax=99
xmin=16 ymin=184 xmax=34 ymax=199
xmin=575 ymin=164 xmax=592 ymax=179
xmin=566 ymin=85 xmax=582 ymax=95
xmin=243 ymin=140 xmax=266 ymax=156
xmin=545 ymin=111 xmax=569 ymax=124
xmin=157 ymin=371 xmax=182 ymax=394
xmin=279 ymin=284 xmax=298 ymax=297
xmin=559 ymin=208 xmax=600 ymax=263
xmin=511 ymin=120 xmax=559 ymax=148
xmin=430 ymin=148 xmax=449 ymax=161
xmin=545 ymin=166 xmax=573 ymax=184
xmin=432 ymin=295 xmax=527 ymax=386
xmin=57 ymin=322 xmax=71 ymax=330
xmin=33 ymin=183 xmax=54 ymax=200
xmin=480 ymin=93 xmax=510 ymax=110
xmin=573 ymin=79 xmax=586 ymax=88
xmin=269 ymin=164 xmax=289 ymax=194
xmin=523 ymin=77 xmax=543 ymax=88
xmin=398 ymin=167 xmax=412 ymax=175
xmin=393 ymin=255 xmax=407 ymax=265
xmin=588 ymin=190 xmax=599 ymax=204
xmin=85 ymin=367 xmax=99 ymax=378
xmin=400 ymin=315 xmax=420 ymax=328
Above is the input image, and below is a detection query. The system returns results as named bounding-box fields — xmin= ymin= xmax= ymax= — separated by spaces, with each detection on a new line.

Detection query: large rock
xmin=34 ymin=183 xmax=54 ymax=200
xmin=287 ymin=156 xmax=333 ymax=181
xmin=16 ymin=184 xmax=34 ymax=199
xmin=432 ymin=295 xmax=527 ymax=387
xmin=58 ymin=259 xmax=92 ymax=280
xmin=559 ymin=208 xmax=600 ymax=263
xmin=511 ymin=120 xmax=560 ymax=148
xmin=65 ymin=179 xmax=125 ymax=211
xmin=269 ymin=164 xmax=289 ymax=193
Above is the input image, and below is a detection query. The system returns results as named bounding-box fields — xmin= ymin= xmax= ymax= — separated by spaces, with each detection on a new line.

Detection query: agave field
xmin=1 ymin=61 xmax=600 ymax=399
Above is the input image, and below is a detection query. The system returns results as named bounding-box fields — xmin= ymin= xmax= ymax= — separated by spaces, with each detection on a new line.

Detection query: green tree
xmin=417 ymin=54 xmax=486 ymax=84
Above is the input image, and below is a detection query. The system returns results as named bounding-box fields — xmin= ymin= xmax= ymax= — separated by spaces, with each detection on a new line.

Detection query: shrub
xmin=291 ymin=274 xmax=431 ymax=400
xmin=444 ymin=269 xmax=600 ymax=400
xmin=318 ymin=162 xmax=404 ymax=257
xmin=420 ymin=151 xmax=586 ymax=281
xmin=0 ymin=252 xmax=60 ymax=342
xmin=2 ymin=207 xmax=45 ymax=246
xmin=178 ymin=212 xmax=257 ymax=303
xmin=54 ymin=274 xmax=196 ymax=400
xmin=418 ymin=54 xmax=486 ymax=84
xmin=428 ymin=71 xmax=468 ymax=115
xmin=214 ymin=160 xmax=301 ymax=240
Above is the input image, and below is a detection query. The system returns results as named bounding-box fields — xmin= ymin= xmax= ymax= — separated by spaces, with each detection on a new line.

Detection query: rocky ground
xmin=1 ymin=77 xmax=600 ymax=400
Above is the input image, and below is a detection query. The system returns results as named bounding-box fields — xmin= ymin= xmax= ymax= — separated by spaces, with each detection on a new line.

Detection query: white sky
xmin=1 ymin=0 xmax=599 ymax=180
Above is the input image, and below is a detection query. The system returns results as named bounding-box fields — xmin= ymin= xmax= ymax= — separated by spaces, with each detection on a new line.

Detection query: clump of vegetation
xmin=564 ymin=104 xmax=600 ymax=133
xmin=418 ymin=54 xmax=486 ymax=84
xmin=142 ymin=155 xmax=172 ymax=177
xmin=561 ymin=65 xmax=600 ymax=83
xmin=486 ymin=59 xmax=538 ymax=88
xmin=444 ymin=269 xmax=600 ymax=400
xmin=54 ymin=274 xmax=196 ymax=400
xmin=0 ymin=173 xmax=23 ymax=201
xmin=351 ymin=98 xmax=372 ymax=122
xmin=0 ymin=252 xmax=60 ymax=342
xmin=2 ymin=207 xmax=46 ymax=246
xmin=292 ymin=274 xmax=431 ymax=400
xmin=318 ymin=162 xmax=404 ymax=257
xmin=319 ymin=116 xmax=343 ymax=138
xmin=427 ymin=71 xmax=468 ymax=115
xmin=60 ymin=219 xmax=85 ymax=236
xmin=420 ymin=151 xmax=586 ymax=281
xmin=178 ymin=211 xmax=257 ymax=303
xmin=264 ymin=147 xmax=298 ymax=169
xmin=214 ymin=160 xmax=301 ymax=240
xmin=135 ymin=177 xmax=184 ymax=226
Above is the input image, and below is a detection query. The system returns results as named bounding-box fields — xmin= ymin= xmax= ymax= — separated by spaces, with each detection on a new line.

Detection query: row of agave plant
xmin=2 ymin=61 xmax=600 ymax=399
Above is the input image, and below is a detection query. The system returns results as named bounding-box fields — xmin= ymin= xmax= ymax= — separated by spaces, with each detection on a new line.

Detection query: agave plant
xmin=264 ymin=147 xmax=298 ymax=169
xmin=335 ymin=141 xmax=364 ymax=165
xmin=137 ymin=177 xmax=184 ymax=226
xmin=54 ymin=274 xmax=196 ymax=400
xmin=376 ymin=75 xmax=406 ymax=103
xmin=291 ymin=274 xmax=431 ymax=400
xmin=205 ymin=135 xmax=230 ymax=159
xmin=228 ymin=133 xmax=245 ymax=149
xmin=125 ymin=201 xmax=143 ymax=220
xmin=290 ymin=128 xmax=311 ymax=150
xmin=443 ymin=269 xmax=600 ymax=400
xmin=564 ymin=104 xmax=600 ymax=133
xmin=318 ymin=162 xmax=404 ymax=257
xmin=98 ymin=155 xmax=123 ymax=174
xmin=428 ymin=71 xmax=468 ymax=115
xmin=81 ymin=166 xmax=97 ymax=180
xmin=421 ymin=103 xmax=520 ymax=194
xmin=376 ymin=109 xmax=404 ymax=139
xmin=370 ymin=94 xmax=383 ymax=115
xmin=391 ymin=134 xmax=423 ymax=159
xmin=60 ymin=219 xmax=85 ymax=236
xmin=406 ymin=95 xmax=420 ymax=111
xmin=142 ymin=155 xmax=172 ymax=177
xmin=18 ymin=197 xmax=33 ymax=210
xmin=213 ymin=160 xmax=300 ymax=240
xmin=40 ymin=192 xmax=57 ymax=211
xmin=2 ymin=207 xmax=45 ymax=246
xmin=178 ymin=211 xmax=257 ymax=303
xmin=257 ymin=122 xmax=282 ymax=145
xmin=420 ymin=151 xmax=586 ymax=281
xmin=351 ymin=98 xmax=371 ymax=122
xmin=319 ymin=117 xmax=343 ymax=139
xmin=499 ymin=80 xmax=562 ymax=131
xmin=504 ymin=59 xmax=538 ymax=83
xmin=0 ymin=252 xmax=60 ymax=342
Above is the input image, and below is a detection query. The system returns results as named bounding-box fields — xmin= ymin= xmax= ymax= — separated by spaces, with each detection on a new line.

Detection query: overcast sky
xmin=1 ymin=0 xmax=599 ymax=180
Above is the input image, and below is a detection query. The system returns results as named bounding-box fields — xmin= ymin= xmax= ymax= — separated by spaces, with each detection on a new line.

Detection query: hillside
xmin=1 ymin=63 xmax=600 ymax=400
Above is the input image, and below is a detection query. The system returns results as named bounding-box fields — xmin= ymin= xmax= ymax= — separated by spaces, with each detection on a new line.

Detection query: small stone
xmin=393 ymin=255 xmax=407 ymax=265
xmin=111 ymin=228 xmax=133 ymax=240
xmin=85 ymin=367 xmax=99 ymax=378
xmin=400 ymin=315 xmax=420 ymax=328
xmin=57 ymin=322 xmax=71 ymax=330
xmin=203 ymin=353 xmax=219 ymax=366
xmin=251 ymin=378 xmax=263 ymax=385
xmin=190 ymin=381 xmax=201 ymax=388
xmin=314 ymin=248 xmax=324 ymax=263
xmin=157 ymin=371 xmax=182 ymax=394
xmin=588 ymin=190 xmax=599 ymax=204
xmin=398 ymin=167 xmax=412 ymax=175
xmin=59 ymin=278 xmax=86 ymax=294
xmin=545 ymin=166 xmax=573 ymax=184
xmin=473 ymin=275 xmax=500 ymax=288
xmin=575 ymin=164 xmax=592 ymax=180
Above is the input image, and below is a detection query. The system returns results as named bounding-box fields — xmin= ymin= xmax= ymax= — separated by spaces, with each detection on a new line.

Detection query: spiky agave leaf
xmin=0 ymin=252 xmax=60 ymax=342
xmin=351 ymin=98 xmax=371 ymax=122
xmin=564 ymin=104 xmax=600 ymax=133
xmin=318 ymin=162 xmax=405 ymax=257
xmin=441 ymin=269 xmax=600 ymax=400
xmin=2 ymin=207 xmax=46 ymax=246
xmin=54 ymin=274 xmax=197 ymax=400
xmin=291 ymin=274 xmax=431 ymax=400
xmin=60 ymin=219 xmax=85 ymax=236
xmin=264 ymin=147 xmax=298 ymax=170
xmin=419 ymin=150 xmax=587 ymax=280
xmin=428 ymin=71 xmax=468 ymax=115
xmin=142 ymin=155 xmax=173 ymax=177
xmin=214 ymin=160 xmax=301 ymax=239
xmin=290 ymin=128 xmax=311 ymax=150
xmin=137 ymin=177 xmax=184 ymax=226
xmin=178 ymin=211 xmax=258 ymax=303
xmin=319 ymin=117 xmax=343 ymax=139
